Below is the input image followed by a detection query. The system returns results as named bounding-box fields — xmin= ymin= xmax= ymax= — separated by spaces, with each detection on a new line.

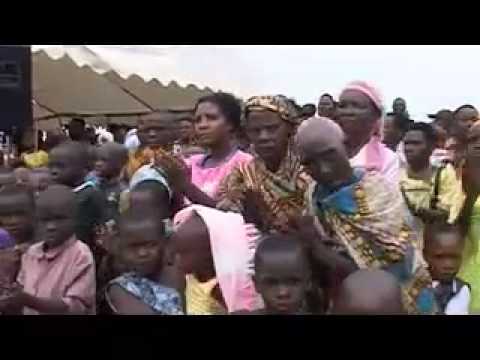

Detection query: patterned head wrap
xmin=245 ymin=95 xmax=300 ymax=125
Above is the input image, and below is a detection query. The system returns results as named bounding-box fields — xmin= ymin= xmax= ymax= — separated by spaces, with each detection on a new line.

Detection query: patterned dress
xmin=217 ymin=147 xmax=311 ymax=233
xmin=105 ymin=272 xmax=184 ymax=315
xmin=306 ymin=169 xmax=437 ymax=314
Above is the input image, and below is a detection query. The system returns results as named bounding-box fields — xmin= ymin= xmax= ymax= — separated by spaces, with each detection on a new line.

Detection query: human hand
xmin=242 ymin=190 xmax=269 ymax=232
xmin=154 ymin=154 xmax=191 ymax=194
xmin=0 ymin=247 xmax=23 ymax=283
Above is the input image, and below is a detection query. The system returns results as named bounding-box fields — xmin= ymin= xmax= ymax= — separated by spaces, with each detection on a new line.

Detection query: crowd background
xmin=0 ymin=76 xmax=478 ymax=315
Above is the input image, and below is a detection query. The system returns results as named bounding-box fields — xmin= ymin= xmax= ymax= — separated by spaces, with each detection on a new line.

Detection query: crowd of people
xmin=0 ymin=80 xmax=478 ymax=315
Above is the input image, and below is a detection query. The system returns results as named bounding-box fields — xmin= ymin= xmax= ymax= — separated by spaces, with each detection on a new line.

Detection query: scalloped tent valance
xmin=32 ymin=48 xmax=214 ymax=129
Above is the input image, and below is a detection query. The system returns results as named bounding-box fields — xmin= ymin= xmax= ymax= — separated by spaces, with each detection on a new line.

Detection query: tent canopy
xmin=32 ymin=48 xmax=213 ymax=130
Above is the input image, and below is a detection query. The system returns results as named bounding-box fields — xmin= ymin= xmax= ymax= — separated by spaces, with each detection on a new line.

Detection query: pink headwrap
xmin=341 ymin=81 xmax=389 ymax=174
xmin=173 ymin=205 xmax=263 ymax=313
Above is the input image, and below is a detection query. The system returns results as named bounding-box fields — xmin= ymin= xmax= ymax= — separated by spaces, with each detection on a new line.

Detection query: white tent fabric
xmin=32 ymin=45 xmax=261 ymax=100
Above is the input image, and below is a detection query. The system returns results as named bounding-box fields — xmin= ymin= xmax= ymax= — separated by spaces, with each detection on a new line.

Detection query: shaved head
xmin=332 ymin=270 xmax=405 ymax=315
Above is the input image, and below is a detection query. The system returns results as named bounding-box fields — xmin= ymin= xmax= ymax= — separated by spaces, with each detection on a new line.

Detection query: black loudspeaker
xmin=0 ymin=45 xmax=32 ymax=136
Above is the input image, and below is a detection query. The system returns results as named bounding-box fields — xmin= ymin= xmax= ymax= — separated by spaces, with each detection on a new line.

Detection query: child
xmin=0 ymin=185 xmax=96 ymax=315
xmin=172 ymin=205 xmax=262 ymax=315
xmin=93 ymin=142 xmax=129 ymax=224
xmin=29 ymin=167 xmax=51 ymax=195
xmin=48 ymin=141 xmax=105 ymax=261
xmin=0 ymin=185 xmax=36 ymax=292
xmin=104 ymin=209 xmax=183 ymax=315
xmin=331 ymin=269 xmax=405 ymax=315
xmin=240 ymin=233 xmax=313 ymax=315
xmin=0 ymin=184 xmax=36 ymax=246
xmin=423 ymin=222 xmax=470 ymax=315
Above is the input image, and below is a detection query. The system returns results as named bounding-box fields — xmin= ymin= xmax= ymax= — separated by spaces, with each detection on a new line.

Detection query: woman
xmin=458 ymin=121 xmax=480 ymax=312
xmin=217 ymin=95 xmax=310 ymax=233
xmin=185 ymin=92 xmax=253 ymax=200
xmin=172 ymin=205 xmax=262 ymax=314
xmin=295 ymin=117 xmax=436 ymax=314
xmin=337 ymin=81 xmax=400 ymax=185
xmin=317 ymin=93 xmax=336 ymax=119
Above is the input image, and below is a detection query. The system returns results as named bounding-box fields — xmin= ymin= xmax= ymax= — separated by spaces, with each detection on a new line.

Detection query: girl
xmin=172 ymin=205 xmax=262 ymax=315
xmin=104 ymin=210 xmax=183 ymax=315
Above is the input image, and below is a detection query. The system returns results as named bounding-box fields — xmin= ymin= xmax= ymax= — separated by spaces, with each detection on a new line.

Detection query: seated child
xmin=331 ymin=269 xmax=405 ymax=315
xmin=48 ymin=141 xmax=106 ymax=262
xmin=104 ymin=209 xmax=183 ymax=315
xmin=236 ymin=233 xmax=313 ymax=315
xmin=0 ymin=185 xmax=96 ymax=315
xmin=172 ymin=205 xmax=262 ymax=315
xmin=94 ymin=142 xmax=129 ymax=224
xmin=423 ymin=222 xmax=469 ymax=315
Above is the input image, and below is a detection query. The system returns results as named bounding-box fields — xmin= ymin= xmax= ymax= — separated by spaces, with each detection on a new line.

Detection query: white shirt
xmin=432 ymin=280 xmax=471 ymax=315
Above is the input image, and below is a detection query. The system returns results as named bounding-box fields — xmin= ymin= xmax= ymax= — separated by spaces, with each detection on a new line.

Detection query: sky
xmin=33 ymin=45 xmax=480 ymax=120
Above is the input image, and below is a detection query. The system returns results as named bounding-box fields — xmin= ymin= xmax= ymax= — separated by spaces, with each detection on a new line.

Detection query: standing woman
xmin=217 ymin=95 xmax=310 ymax=233
xmin=296 ymin=117 xmax=436 ymax=314
xmin=317 ymin=93 xmax=336 ymax=119
xmin=337 ymin=81 xmax=400 ymax=185
xmin=185 ymin=93 xmax=253 ymax=200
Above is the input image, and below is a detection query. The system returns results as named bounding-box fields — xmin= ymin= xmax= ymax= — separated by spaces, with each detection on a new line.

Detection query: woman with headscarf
xmin=295 ymin=117 xmax=436 ymax=314
xmin=216 ymin=95 xmax=311 ymax=233
xmin=337 ymin=81 xmax=400 ymax=185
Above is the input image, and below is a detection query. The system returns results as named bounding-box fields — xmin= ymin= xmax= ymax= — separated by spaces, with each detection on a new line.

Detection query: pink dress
xmin=187 ymin=150 xmax=253 ymax=199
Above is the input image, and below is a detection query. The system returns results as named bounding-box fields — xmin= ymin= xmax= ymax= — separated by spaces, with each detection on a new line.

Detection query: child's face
xmin=0 ymin=195 xmax=34 ymax=244
xmin=94 ymin=148 xmax=122 ymax=179
xmin=119 ymin=223 xmax=165 ymax=277
xmin=254 ymin=250 xmax=310 ymax=314
xmin=424 ymin=233 xmax=464 ymax=282
xmin=36 ymin=196 xmax=75 ymax=248
xmin=49 ymin=147 xmax=86 ymax=187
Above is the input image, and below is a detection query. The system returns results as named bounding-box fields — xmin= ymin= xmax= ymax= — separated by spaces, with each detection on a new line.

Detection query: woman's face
xmin=194 ymin=102 xmax=232 ymax=148
xmin=317 ymin=95 xmax=336 ymax=119
xmin=336 ymin=90 xmax=379 ymax=154
xmin=299 ymin=143 xmax=351 ymax=188
xmin=246 ymin=110 xmax=291 ymax=164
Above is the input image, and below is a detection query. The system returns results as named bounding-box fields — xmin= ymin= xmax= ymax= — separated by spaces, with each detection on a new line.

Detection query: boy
xmin=237 ymin=234 xmax=313 ymax=315
xmin=48 ymin=141 xmax=105 ymax=261
xmin=400 ymin=122 xmax=465 ymax=245
xmin=93 ymin=142 xmax=129 ymax=224
xmin=423 ymin=222 xmax=470 ymax=315
xmin=0 ymin=185 xmax=36 ymax=288
xmin=0 ymin=185 xmax=96 ymax=315
xmin=331 ymin=270 xmax=405 ymax=315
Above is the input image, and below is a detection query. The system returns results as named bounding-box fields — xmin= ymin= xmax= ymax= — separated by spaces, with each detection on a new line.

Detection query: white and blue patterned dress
xmin=106 ymin=273 xmax=184 ymax=315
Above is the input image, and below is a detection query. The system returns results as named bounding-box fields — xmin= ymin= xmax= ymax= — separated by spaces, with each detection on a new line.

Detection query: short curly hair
xmin=195 ymin=92 xmax=242 ymax=131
